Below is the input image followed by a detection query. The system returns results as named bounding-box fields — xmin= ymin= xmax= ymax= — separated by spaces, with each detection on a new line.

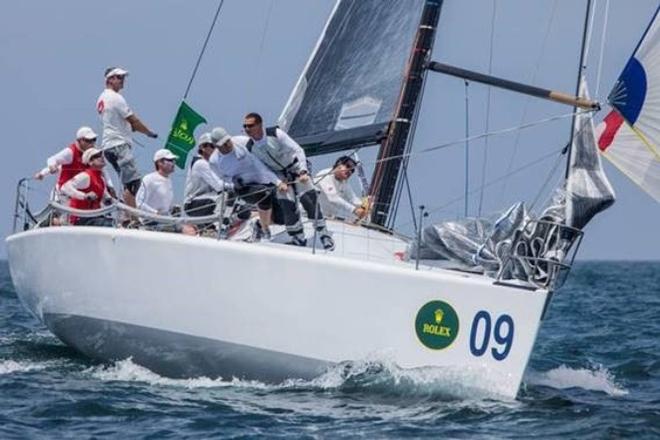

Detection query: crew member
xmin=184 ymin=132 xmax=232 ymax=218
xmin=136 ymin=149 xmax=196 ymax=235
xmin=97 ymin=67 xmax=158 ymax=208
xmin=315 ymin=156 xmax=368 ymax=223
xmin=209 ymin=127 xmax=284 ymax=241
xmin=34 ymin=126 xmax=116 ymax=199
xmin=243 ymin=112 xmax=334 ymax=250
xmin=60 ymin=148 xmax=113 ymax=227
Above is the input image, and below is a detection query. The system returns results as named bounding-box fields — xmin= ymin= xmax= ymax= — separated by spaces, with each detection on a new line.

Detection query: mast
xmin=369 ymin=0 xmax=444 ymax=227
xmin=564 ymin=0 xmax=594 ymax=179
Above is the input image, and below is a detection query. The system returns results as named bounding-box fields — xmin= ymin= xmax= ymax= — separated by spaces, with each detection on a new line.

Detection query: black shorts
xmin=237 ymin=184 xmax=274 ymax=211
xmin=184 ymin=199 xmax=217 ymax=217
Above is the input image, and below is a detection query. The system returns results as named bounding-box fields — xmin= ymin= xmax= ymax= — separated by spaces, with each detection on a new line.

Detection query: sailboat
xmin=6 ymin=1 xmax=659 ymax=399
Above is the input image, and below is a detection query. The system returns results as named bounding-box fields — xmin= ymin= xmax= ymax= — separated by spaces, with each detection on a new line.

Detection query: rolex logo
xmin=434 ymin=309 xmax=444 ymax=324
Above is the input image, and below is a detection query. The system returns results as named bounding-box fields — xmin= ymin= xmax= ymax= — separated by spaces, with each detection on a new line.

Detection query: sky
xmin=1 ymin=0 xmax=658 ymax=260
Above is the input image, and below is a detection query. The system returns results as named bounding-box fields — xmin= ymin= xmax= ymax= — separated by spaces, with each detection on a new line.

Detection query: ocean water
xmin=0 ymin=261 xmax=658 ymax=439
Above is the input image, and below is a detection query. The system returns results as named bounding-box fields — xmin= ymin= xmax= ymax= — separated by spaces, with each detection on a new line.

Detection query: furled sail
xmin=597 ymin=109 xmax=660 ymax=202
xmin=565 ymin=79 xmax=615 ymax=230
xmin=278 ymin=0 xmax=426 ymax=156
xmin=608 ymin=6 xmax=660 ymax=157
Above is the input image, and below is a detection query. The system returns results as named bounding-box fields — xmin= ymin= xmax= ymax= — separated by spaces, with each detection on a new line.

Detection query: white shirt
xmin=209 ymin=137 xmax=281 ymax=185
xmin=184 ymin=157 xmax=229 ymax=203
xmin=61 ymin=171 xmax=111 ymax=200
xmin=97 ymin=88 xmax=133 ymax=149
xmin=37 ymin=144 xmax=115 ymax=189
xmin=136 ymin=171 xmax=174 ymax=215
xmin=315 ymin=167 xmax=362 ymax=221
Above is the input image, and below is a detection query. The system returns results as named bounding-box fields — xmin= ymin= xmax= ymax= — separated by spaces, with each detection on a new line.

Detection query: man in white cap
xmin=34 ymin=126 xmax=116 ymax=200
xmin=208 ymin=126 xmax=284 ymax=241
xmin=60 ymin=147 xmax=113 ymax=227
xmin=136 ymin=149 xmax=178 ymax=216
xmin=136 ymin=149 xmax=196 ymax=235
xmin=97 ymin=66 xmax=158 ymax=208
xmin=183 ymin=132 xmax=233 ymax=218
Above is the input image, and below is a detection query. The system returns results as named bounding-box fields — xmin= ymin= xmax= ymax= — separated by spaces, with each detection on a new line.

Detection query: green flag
xmin=165 ymin=101 xmax=207 ymax=169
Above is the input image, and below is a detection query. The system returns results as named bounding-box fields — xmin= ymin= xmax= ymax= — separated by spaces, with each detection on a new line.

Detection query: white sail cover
xmin=597 ymin=109 xmax=660 ymax=202
xmin=608 ymin=6 xmax=660 ymax=157
xmin=565 ymin=79 xmax=616 ymax=229
xmin=277 ymin=0 xmax=426 ymax=155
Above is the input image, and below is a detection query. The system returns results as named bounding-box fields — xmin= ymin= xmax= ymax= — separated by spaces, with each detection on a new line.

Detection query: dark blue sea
xmin=1 ymin=261 xmax=658 ymax=439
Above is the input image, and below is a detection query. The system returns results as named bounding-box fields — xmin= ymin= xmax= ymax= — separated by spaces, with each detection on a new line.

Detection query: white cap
xmin=211 ymin=127 xmax=231 ymax=147
xmin=198 ymin=132 xmax=213 ymax=145
xmin=76 ymin=126 xmax=97 ymax=140
xmin=153 ymin=149 xmax=178 ymax=162
xmin=105 ymin=67 xmax=129 ymax=79
xmin=82 ymin=147 xmax=102 ymax=165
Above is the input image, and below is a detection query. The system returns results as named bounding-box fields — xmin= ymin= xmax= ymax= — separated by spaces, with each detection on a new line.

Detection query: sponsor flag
xmin=165 ymin=101 xmax=207 ymax=168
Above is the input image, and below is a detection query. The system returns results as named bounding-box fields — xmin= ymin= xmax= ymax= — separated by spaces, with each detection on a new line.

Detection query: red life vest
xmin=69 ymin=168 xmax=106 ymax=224
xmin=57 ymin=143 xmax=85 ymax=188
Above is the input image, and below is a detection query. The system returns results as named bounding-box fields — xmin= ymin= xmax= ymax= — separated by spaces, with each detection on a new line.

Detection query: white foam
xmin=0 ymin=360 xmax=52 ymax=375
xmin=87 ymin=356 xmax=517 ymax=400
xmin=525 ymin=364 xmax=628 ymax=396
xmin=86 ymin=358 xmax=269 ymax=389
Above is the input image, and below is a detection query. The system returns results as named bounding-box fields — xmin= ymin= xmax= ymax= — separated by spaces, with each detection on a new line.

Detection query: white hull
xmin=7 ymin=224 xmax=550 ymax=398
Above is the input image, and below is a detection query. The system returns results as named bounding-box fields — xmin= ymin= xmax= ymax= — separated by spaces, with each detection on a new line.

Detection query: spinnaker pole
xmin=369 ymin=0 xmax=444 ymax=227
xmin=425 ymin=62 xmax=600 ymax=111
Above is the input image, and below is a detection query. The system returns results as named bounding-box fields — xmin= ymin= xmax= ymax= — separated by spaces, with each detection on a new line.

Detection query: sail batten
xmin=278 ymin=0 xmax=428 ymax=156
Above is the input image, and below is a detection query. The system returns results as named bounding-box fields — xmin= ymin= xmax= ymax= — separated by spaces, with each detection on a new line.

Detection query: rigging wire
xmin=464 ymin=80 xmax=470 ymax=217
xmin=394 ymin=146 xmax=566 ymax=232
xmin=595 ymin=0 xmax=611 ymax=99
xmin=388 ymin=54 xmax=432 ymax=230
xmin=499 ymin=0 xmax=559 ymax=195
xmin=565 ymin=0 xmax=594 ymax=179
xmin=529 ymin=143 xmax=565 ymax=211
xmin=375 ymin=110 xmax=582 ymax=166
xmin=251 ymin=0 xmax=275 ymax=107
xmin=183 ymin=0 xmax=225 ymax=100
xmin=477 ymin=0 xmax=498 ymax=217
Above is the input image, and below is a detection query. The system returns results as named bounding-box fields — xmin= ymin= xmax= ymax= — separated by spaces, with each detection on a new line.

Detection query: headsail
xmin=597 ymin=109 xmax=660 ymax=202
xmin=278 ymin=0 xmax=427 ymax=156
xmin=602 ymin=5 xmax=660 ymax=203
xmin=565 ymin=79 xmax=615 ymax=229
xmin=608 ymin=6 xmax=660 ymax=157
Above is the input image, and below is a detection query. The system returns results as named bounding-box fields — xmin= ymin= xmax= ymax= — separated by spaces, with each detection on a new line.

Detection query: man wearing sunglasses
xmin=34 ymin=126 xmax=116 ymax=201
xmin=97 ymin=67 xmax=158 ymax=209
xmin=315 ymin=156 xmax=368 ymax=223
xmin=243 ymin=112 xmax=334 ymax=250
